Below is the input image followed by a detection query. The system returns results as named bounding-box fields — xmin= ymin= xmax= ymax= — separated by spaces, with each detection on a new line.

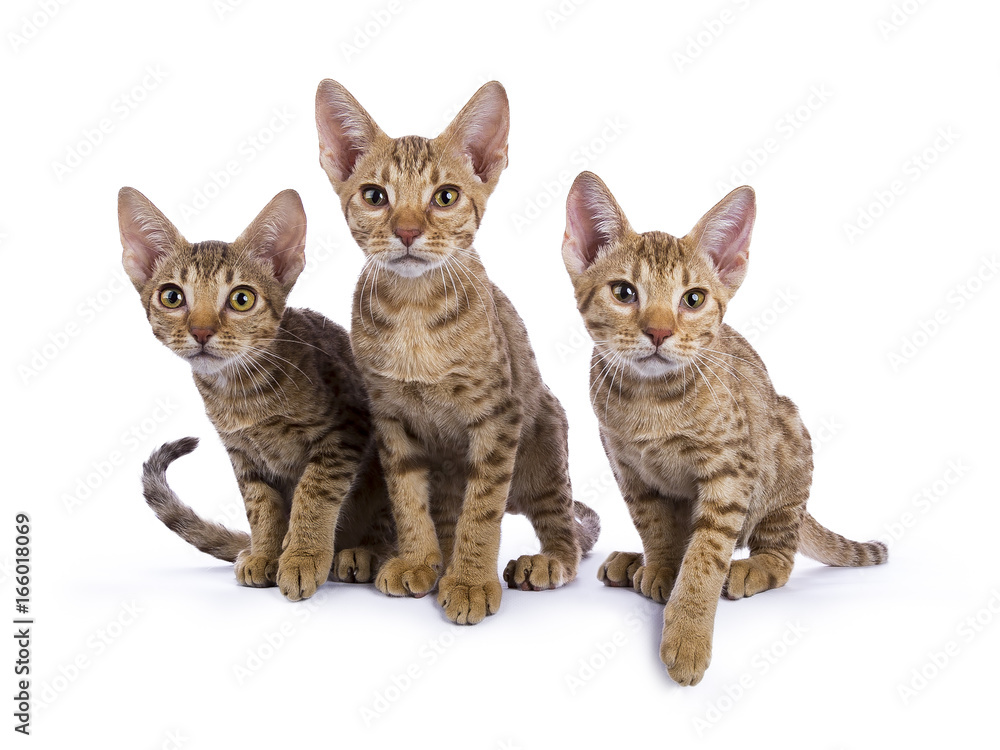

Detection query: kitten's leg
xmin=504 ymin=396 xmax=581 ymax=591
xmin=429 ymin=457 xmax=467 ymax=571
xmin=373 ymin=414 xmax=442 ymax=598
xmin=723 ymin=501 xmax=800 ymax=599
xmin=437 ymin=402 xmax=521 ymax=624
xmin=661 ymin=476 xmax=747 ymax=686
xmin=277 ymin=434 xmax=366 ymax=601
xmin=229 ymin=448 xmax=287 ymax=588
xmin=331 ymin=443 xmax=394 ymax=584
xmin=597 ymin=457 xmax=691 ymax=604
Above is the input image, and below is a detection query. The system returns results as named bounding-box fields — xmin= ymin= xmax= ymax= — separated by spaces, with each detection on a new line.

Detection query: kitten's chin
xmin=628 ymin=354 xmax=684 ymax=379
xmin=378 ymin=249 xmax=442 ymax=278
xmin=186 ymin=351 xmax=229 ymax=375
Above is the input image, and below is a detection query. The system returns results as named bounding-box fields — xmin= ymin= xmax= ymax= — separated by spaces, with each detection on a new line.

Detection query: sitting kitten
xmin=119 ymin=187 xmax=392 ymax=600
xmin=315 ymin=80 xmax=600 ymax=624
xmin=561 ymin=171 xmax=887 ymax=685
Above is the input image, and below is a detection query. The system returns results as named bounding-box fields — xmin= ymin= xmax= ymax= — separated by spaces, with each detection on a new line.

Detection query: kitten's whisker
xmin=697 ymin=351 xmax=766 ymax=403
xmin=449 ymin=257 xmax=495 ymax=337
xmin=701 ymin=347 xmax=770 ymax=376
xmin=691 ymin=359 xmax=722 ymax=418
xmin=695 ymin=354 xmax=739 ymax=412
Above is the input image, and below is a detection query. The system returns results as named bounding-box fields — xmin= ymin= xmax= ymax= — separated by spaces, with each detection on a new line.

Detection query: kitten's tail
xmin=574 ymin=501 xmax=601 ymax=556
xmin=142 ymin=437 xmax=249 ymax=563
xmin=797 ymin=512 xmax=888 ymax=567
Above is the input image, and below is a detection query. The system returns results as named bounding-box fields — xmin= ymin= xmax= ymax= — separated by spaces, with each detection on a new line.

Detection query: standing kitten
xmin=315 ymin=80 xmax=599 ymax=624
xmin=561 ymin=171 xmax=887 ymax=685
xmin=120 ymin=187 xmax=392 ymax=600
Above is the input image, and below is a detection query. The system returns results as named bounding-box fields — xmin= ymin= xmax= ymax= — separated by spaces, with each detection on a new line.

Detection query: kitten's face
xmin=141 ymin=243 xmax=287 ymax=375
xmin=315 ymin=80 xmax=509 ymax=278
xmin=119 ymin=188 xmax=306 ymax=377
xmin=562 ymin=173 xmax=756 ymax=380
xmin=580 ymin=232 xmax=734 ymax=377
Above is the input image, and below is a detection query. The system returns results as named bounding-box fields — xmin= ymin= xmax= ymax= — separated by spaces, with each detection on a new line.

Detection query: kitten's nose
xmin=644 ymin=327 xmax=673 ymax=348
xmin=190 ymin=327 xmax=215 ymax=345
xmin=395 ymin=227 xmax=423 ymax=248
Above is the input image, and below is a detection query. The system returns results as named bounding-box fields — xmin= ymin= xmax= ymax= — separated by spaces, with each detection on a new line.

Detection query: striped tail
xmin=797 ymin=512 xmax=888 ymax=567
xmin=574 ymin=501 xmax=601 ymax=556
xmin=142 ymin=437 xmax=249 ymax=563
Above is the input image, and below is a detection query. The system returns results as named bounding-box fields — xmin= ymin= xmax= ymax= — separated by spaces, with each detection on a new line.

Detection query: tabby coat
xmin=562 ymin=172 xmax=886 ymax=684
xmin=120 ymin=187 xmax=392 ymax=600
xmin=315 ymin=80 xmax=599 ymax=624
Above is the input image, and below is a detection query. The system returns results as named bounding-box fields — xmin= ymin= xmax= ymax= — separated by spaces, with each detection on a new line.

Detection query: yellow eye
xmin=159 ymin=286 xmax=184 ymax=309
xmin=611 ymin=281 xmax=638 ymax=304
xmin=433 ymin=187 xmax=459 ymax=207
xmin=362 ymin=186 xmax=387 ymax=206
xmin=229 ymin=288 xmax=256 ymax=312
xmin=682 ymin=289 xmax=707 ymax=309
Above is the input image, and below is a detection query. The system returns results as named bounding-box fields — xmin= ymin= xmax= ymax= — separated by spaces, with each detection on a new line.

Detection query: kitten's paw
xmin=276 ymin=548 xmax=332 ymax=601
xmin=331 ymin=548 xmax=377 ymax=584
xmin=437 ymin=575 xmax=502 ymax=625
xmin=375 ymin=555 xmax=441 ymax=598
xmin=234 ymin=550 xmax=278 ymax=588
xmin=634 ymin=563 xmax=678 ymax=604
xmin=660 ymin=603 xmax=713 ymax=687
xmin=597 ymin=551 xmax=643 ymax=588
xmin=503 ymin=554 xmax=571 ymax=590
xmin=723 ymin=556 xmax=788 ymax=600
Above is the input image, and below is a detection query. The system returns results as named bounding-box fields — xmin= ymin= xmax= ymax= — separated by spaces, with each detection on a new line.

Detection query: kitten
xmin=314 ymin=80 xmax=600 ymax=624
xmin=120 ymin=187 xmax=392 ymax=600
xmin=561 ymin=171 xmax=887 ymax=685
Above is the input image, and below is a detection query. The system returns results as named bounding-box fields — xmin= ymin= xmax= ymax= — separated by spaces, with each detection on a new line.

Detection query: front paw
xmin=503 ymin=554 xmax=571 ymax=590
xmin=437 ymin=575 xmax=502 ymax=624
xmin=331 ymin=547 xmax=378 ymax=584
xmin=597 ymin=551 xmax=643 ymax=588
xmin=634 ymin=563 xmax=678 ymax=604
xmin=660 ymin=602 xmax=713 ymax=686
xmin=375 ymin=554 xmax=441 ymax=598
xmin=235 ymin=550 xmax=278 ymax=588
xmin=276 ymin=548 xmax=332 ymax=601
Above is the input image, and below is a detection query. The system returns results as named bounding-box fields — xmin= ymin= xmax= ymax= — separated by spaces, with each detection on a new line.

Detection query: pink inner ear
xmin=118 ymin=189 xmax=180 ymax=286
xmin=697 ymin=188 xmax=755 ymax=287
xmin=315 ymin=81 xmax=378 ymax=183
xmin=562 ymin=173 xmax=628 ymax=275
xmin=443 ymin=83 xmax=509 ymax=184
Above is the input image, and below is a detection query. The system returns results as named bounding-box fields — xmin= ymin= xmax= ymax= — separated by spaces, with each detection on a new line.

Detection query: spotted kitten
xmin=120 ymin=187 xmax=392 ymax=600
xmin=315 ymin=79 xmax=600 ymax=624
xmin=561 ymin=171 xmax=887 ymax=685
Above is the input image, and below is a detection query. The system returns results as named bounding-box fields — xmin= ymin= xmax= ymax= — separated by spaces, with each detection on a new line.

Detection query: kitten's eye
xmin=433 ymin=186 xmax=459 ymax=208
xmin=361 ymin=186 xmax=387 ymax=206
xmin=159 ymin=286 xmax=184 ymax=309
xmin=611 ymin=281 xmax=638 ymax=304
xmin=682 ymin=289 xmax=708 ymax=309
xmin=229 ymin=288 xmax=256 ymax=312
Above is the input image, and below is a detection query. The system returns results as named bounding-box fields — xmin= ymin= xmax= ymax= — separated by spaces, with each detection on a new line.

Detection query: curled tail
xmin=798 ymin=512 xmax=887 ymax=567
xmin=574 ymin=501 xmax=601 ymax=556
xmin=142 ymin=437 xmax=249 ymax=563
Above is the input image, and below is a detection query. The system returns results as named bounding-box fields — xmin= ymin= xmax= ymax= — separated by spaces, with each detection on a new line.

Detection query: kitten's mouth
xmin=384 ymin=249 xmax=438 ymax=278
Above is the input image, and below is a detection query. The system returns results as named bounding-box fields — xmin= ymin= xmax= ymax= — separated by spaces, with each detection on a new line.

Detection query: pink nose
xmin=395 ymin=227 xmax=422 ymax=247
xmin=190 ymin=327 xmax=215 ymax=345
xmin=644 ymin=327 xmax=673 ymax=347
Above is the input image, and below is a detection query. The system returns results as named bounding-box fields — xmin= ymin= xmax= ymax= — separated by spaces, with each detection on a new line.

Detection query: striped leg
xmin=660 ymin=476 xmax=747 ymax=686
xmin=724 ymin=500 xmax=802 ymax=599
xmin=230 ymin=447 xmax=288 ymax=588
xmin=437 ymin=401 xmax=521 ymax=624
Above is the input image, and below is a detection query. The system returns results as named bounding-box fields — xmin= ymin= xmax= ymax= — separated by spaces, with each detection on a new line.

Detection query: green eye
xmin=611 ymin=281 xmax=638 ymax=304
xmin=362 ymin=186 xmax=387 ymax=206
xmin=682 ymin=289 xmax=707 ymax=309
xmin=159 ymin=286 xmax=184 ymax=309
xmin=433 ymin=186 xmax=459 ymax=207
xmin=229 ymin=288 xmax=256 ymax=312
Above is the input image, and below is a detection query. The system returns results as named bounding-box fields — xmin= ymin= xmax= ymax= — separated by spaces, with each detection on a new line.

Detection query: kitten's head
xmin=119 ymin=187 xmax=306 ymax=376
xmin=562 ymin=171 xmax=755 ymax=379
xmin=315 ymin=79 xmax=509 ymax=278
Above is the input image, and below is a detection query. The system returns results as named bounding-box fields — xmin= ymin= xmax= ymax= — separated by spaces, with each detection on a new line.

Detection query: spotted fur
xmin=120 ymin=187 xmax=393 ymax=600
xmin=562 ymin=172 xmax=886 ymax=684
xmin=315 ymin=79 xmax=599 ymax=625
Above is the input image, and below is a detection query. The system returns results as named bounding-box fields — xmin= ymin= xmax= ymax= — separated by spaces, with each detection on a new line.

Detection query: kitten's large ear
xmin=315 ymin=79 xmax=384 ymax=184
xmin=562 ymin=171 xmax=632 ymax=277
xmin=437 ymin=81 xmax=509 ymax=185
xmin=688 ymin=186 xmax=755 ymax=291
xmin=118 ymin=187 xmax=185 ymax=292
xmin=236 ymin=189 xmax=307 ymax=289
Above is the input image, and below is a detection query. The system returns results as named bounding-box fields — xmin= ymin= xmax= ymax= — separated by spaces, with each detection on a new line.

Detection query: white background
xmin=3 ymin=0 xmax=998 ymax=746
